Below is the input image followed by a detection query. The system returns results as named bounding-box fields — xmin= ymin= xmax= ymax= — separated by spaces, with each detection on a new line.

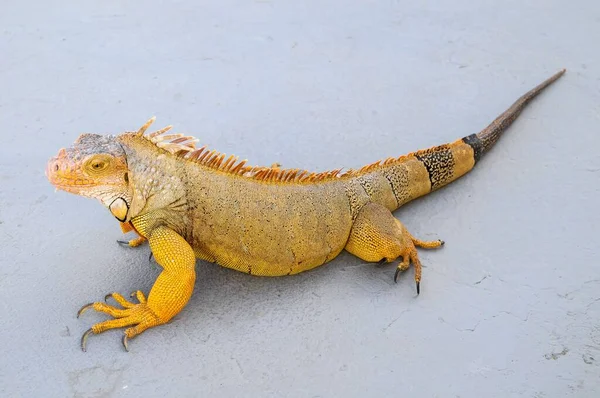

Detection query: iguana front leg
xmin=78 ymin=226 xmax=196 ymax=351
xmin=345 ymin=203 xmax=444 ymax=294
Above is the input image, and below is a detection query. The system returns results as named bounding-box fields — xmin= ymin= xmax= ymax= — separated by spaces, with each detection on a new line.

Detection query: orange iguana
xmin=46 ymin=69 xmax=566 ymax=351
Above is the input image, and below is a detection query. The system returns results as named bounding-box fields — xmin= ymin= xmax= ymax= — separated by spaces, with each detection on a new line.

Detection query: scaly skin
xmin=46 ymin=69 xmax=566 ymax=351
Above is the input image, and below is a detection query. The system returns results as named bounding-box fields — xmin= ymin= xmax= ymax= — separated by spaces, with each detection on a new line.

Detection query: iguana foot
xmin=345 ymin=203 xmax=444 ymax=294
xmin=116 ymin=236 xmax=147 ymax=248
xmin=73 ymin=225 xmax=197 ymax=352
xmin=117 ymin=237 xmax=155 ymax=266
xmin=78 ymin=291 xmax=161 ymax=352
xmin=394 ymin=237 xmax=444 ymax=293
xmin=117 ymin=222 xmax=148 ymax=248
xmin=78 ymin=226 xmax=197 ymax=352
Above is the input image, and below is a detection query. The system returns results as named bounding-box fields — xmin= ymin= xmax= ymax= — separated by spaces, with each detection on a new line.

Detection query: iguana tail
xmin=422 ymin=68 xmax=565 ymax=189
xmin=359 ymin=69 xmax=566 ymax=211
xmin=461 ymin=68 xmax=566 ymax=164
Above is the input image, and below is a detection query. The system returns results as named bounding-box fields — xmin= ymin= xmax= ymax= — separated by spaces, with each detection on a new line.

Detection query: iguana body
xmin=46 ymin=69 xmax=565 ymax=351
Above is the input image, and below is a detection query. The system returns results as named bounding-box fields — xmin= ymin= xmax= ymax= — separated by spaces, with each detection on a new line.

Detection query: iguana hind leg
xmin=344 ymin=202 xmax=443 ymax=293
xmin=78 ymin=226 xmax=196 ymax=351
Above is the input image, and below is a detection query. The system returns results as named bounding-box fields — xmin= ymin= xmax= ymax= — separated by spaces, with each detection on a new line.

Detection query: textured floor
xmin=1 ymin=1 xmax=599 ymax=397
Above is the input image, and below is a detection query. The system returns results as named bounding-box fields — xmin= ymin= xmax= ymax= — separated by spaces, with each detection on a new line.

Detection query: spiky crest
xmin=134 ymin=117 xmax=414 ymax=184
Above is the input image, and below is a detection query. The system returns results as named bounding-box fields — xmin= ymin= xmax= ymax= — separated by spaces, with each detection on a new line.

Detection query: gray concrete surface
xmin=1 ymin=1 xmax=599 ymax=397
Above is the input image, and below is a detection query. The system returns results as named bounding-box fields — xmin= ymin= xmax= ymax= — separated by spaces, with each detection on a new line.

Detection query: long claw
xmin=81 ymin=328 xmax=93 ymax=352
xmin=77 ymin=303 xmax=94 ymax=318
xmin=416 ymin=281 xmax=420 ymax=295
xmin=122 ymin=335 xmax=130 ymax=352
xmin=104 ymin=293 xmax=112 ymax=303
xmin=117 ymin=240 xmax=129 ymax=246
xmin=439 ymin=240 xmax=445 ymax=246
xmin=394 ymin=268 xmax=400 ymax=283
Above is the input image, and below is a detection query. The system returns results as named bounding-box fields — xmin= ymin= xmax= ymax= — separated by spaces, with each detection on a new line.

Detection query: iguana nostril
xmin=54 ymin=164 xmax=59 ymax=172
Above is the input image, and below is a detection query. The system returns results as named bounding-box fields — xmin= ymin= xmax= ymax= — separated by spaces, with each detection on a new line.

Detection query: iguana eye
xmin=86 ymin=156 xmax=111 ymax=173
xmin=91 ymin=161 xmax=105 ymax=170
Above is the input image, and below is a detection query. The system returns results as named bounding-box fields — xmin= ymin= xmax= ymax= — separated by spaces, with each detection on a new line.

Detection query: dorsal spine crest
xmin=134 ymin=117 xmax=421 ymax=184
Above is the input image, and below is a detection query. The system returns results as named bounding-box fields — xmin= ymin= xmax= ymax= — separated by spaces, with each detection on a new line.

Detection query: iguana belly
xmin=187 ymin=179 xmax=354 ymax=276
xmin=193 ymin=242 xmax=346 ymax=276
xmin=191 ymin=216 xmax=351 ymax=276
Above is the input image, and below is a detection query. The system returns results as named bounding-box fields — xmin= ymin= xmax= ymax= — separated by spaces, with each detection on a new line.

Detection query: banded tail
xmin=348 ymin=69 xmax=566 ymax=214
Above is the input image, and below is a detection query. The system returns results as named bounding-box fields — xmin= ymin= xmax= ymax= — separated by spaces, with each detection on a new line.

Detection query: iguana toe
xmin=104 ymin=292 xmax=141 ymax=308
xmin=129 ymin=290 xmax=147 ymax=304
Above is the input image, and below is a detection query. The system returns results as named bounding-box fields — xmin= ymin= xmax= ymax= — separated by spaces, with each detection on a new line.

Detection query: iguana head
xmin=46 ymin=133 xmax=132 ymax=221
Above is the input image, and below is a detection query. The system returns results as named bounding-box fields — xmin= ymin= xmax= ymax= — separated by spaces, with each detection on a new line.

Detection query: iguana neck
xmin=117 ymin=135 xmax=189 ymax=224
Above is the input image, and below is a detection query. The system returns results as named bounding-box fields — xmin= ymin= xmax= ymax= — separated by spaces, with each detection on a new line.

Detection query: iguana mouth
xmin=50 ymin=181 xmax=97 ymax=189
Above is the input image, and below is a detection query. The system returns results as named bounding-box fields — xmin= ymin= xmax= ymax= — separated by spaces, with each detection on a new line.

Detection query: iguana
xmin=46 ymin=69 xmax=566 ymax=351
